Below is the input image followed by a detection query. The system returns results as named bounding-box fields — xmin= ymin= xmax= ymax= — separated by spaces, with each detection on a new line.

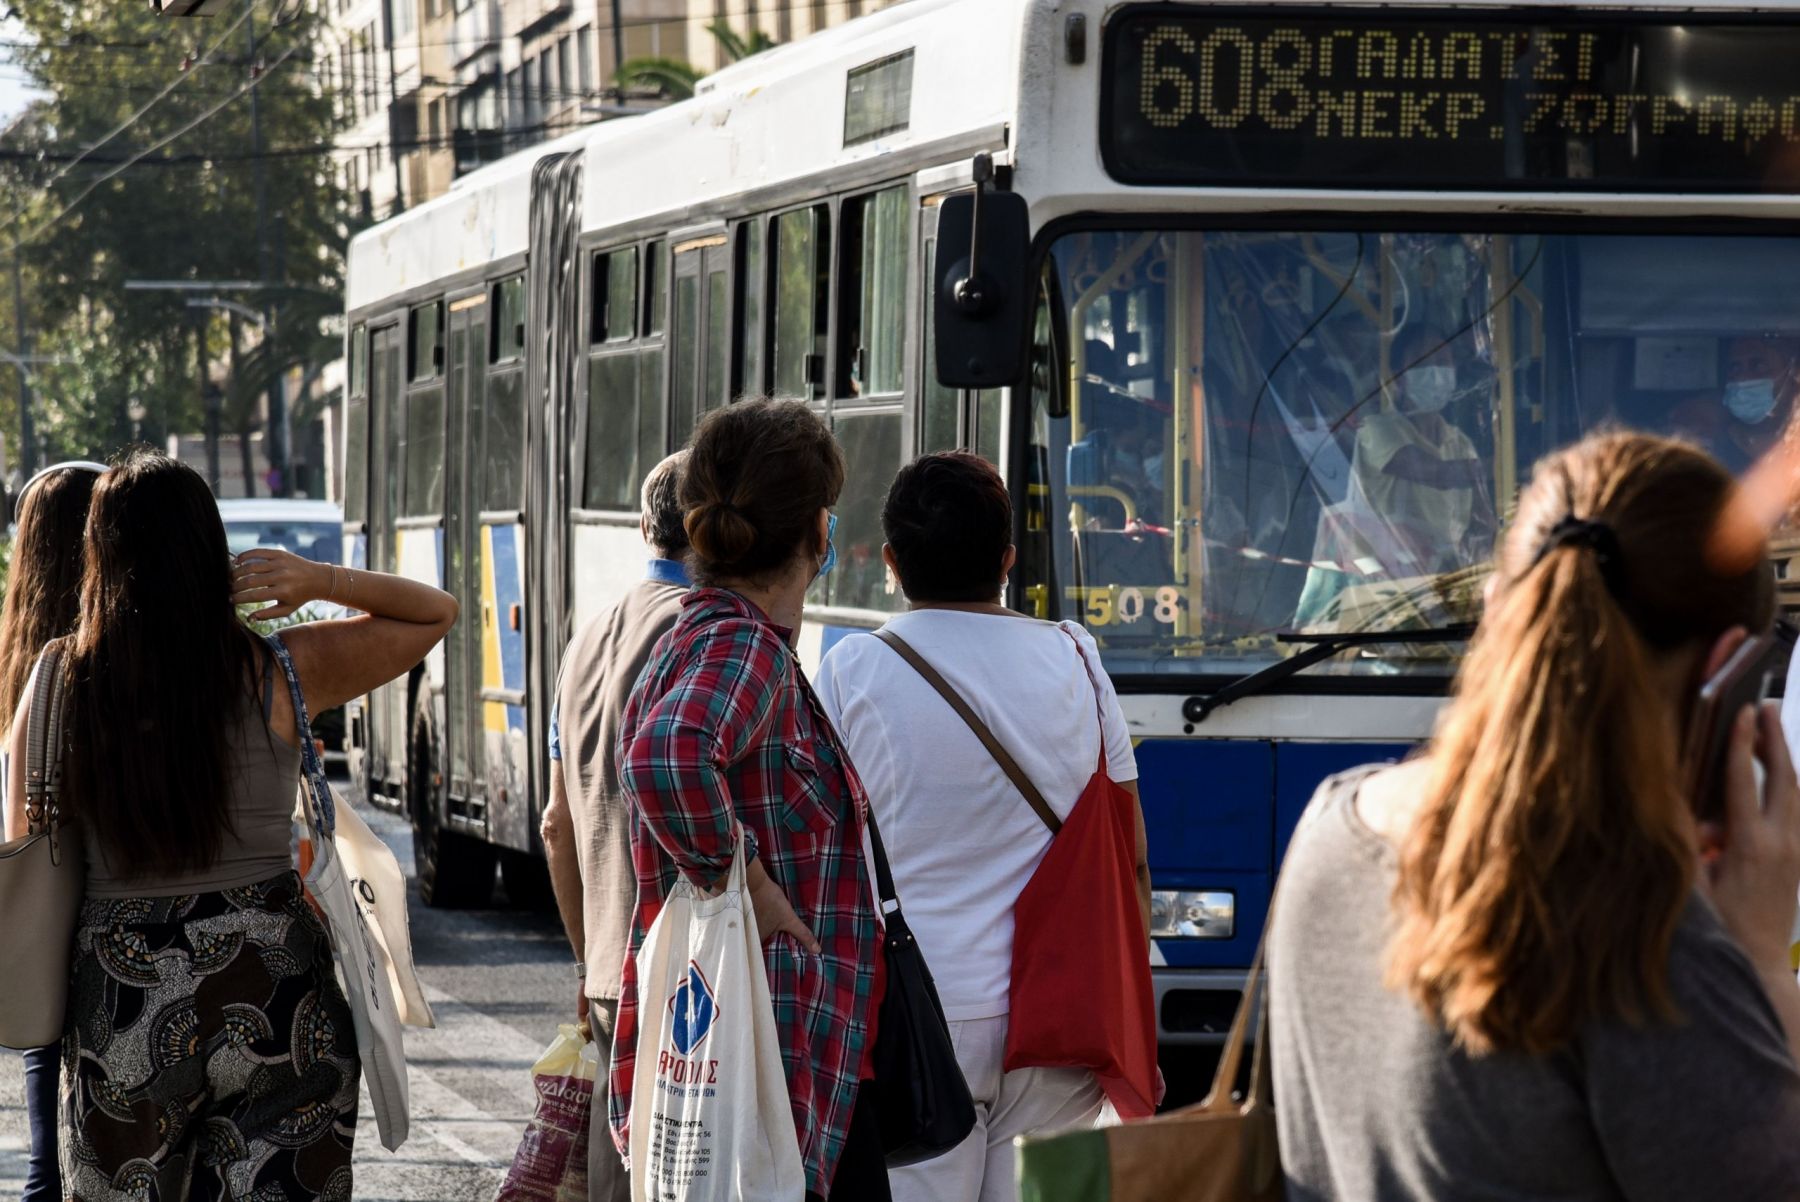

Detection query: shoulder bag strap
xmin=263 ymin=633 xmax=337 ymax=842
xmin=872 ymin=627 xmax=1062 ymax=836
xmin=864 ymin=805 xmax=900 ymax=913
xmin=24 ymin=640 xmax=69 ymax=828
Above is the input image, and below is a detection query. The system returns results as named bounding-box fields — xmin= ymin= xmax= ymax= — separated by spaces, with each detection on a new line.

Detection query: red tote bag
xmin=1003 ymin=743 xmax=1158 ymax=1118
xmin=873 ymin=628 xmax=1160 ymax=1120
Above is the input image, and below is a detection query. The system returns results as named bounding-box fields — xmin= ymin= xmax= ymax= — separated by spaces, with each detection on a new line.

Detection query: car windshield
xmin=1025 ymin=228 xmax=1800 ymax=680
xmin=224 ymin=520 xmax=343 ymax=566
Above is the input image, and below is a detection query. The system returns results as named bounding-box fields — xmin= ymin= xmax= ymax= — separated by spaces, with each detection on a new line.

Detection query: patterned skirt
xmin=62 ymin=872 xmax=360 ymax=1202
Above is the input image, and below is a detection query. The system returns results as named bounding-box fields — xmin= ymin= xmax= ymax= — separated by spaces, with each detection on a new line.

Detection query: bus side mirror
xmin=935 ymin=167 xmax=1031 ymax=389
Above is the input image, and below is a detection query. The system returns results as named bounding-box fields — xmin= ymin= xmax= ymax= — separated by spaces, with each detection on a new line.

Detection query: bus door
xmin=476 ymin=275 xmax=530 ymax=841
xmin=670 ymin=234 xmax=732 ymax=444
xmin=443 ymin=292 xmax=488 ymax=814
xmin=366 ymin=320 xmax=404 ymax=795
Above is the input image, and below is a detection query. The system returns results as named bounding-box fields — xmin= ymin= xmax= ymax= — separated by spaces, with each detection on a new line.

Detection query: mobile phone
xmin=1683 ymin=632 xmax=1787 ymax=821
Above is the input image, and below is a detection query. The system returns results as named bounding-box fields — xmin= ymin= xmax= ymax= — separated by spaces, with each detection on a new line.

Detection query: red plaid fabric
xmin=608 ymin=588 xmax=880 ymax=1195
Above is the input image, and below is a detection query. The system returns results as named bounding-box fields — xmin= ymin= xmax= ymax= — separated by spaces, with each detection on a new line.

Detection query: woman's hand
xmin=232 ymin=548 xmax=333 ymax=621
xmin=746 ymin=856 xmax=821 ymax=953
xmin=1701 ymin=702 xmax=1800 ymax=973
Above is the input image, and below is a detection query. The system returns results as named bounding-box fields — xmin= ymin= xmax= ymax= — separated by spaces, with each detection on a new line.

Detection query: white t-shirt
xmin=815 ymin=611 xmax=1137 ymax=1021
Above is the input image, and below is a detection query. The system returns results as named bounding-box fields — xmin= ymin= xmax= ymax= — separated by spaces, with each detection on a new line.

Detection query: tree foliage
xmin=0 ymin=0 xmax=347 ymax=483
xmin=615 ymin=20 xmax=777 ymax=102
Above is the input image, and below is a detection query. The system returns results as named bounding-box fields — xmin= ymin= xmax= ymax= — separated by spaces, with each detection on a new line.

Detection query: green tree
xmin=0 ymin=1 xmax=347 ymax=492
xmin=615 ymin=19 xmax=776 ymax=102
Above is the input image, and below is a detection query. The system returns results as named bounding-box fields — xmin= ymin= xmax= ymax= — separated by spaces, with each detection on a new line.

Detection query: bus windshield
xmin=1027 ymin=228 xmax=1800 ymax=681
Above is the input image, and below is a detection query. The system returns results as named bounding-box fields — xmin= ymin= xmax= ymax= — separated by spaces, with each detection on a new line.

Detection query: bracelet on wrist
xmin=574 ymin=960 xmax=587 ymax=979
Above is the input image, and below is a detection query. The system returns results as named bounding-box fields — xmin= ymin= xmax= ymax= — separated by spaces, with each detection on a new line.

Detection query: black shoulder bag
xmin=866 ymin=801 xmax=978 ymax=1164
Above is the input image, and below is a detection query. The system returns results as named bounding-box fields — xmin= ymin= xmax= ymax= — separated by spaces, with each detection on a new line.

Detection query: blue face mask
xmin=816 ymin=513 xmax=838 ymax=580
xmin=1725 ymin=378 xmax=1780 ymax=425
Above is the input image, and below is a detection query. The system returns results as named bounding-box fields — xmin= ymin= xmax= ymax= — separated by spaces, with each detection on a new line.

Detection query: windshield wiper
xmin=1182 ymin=623 xmax=1478 ymax=725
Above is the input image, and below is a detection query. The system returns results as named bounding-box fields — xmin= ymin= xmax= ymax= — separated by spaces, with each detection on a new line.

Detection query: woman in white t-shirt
xmin=815 ymin=451 xmax=1150 ymax=1202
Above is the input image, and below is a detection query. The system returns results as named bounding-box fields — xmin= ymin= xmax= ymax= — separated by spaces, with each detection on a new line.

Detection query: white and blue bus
xmin=342 ymin=0 xmax=1800 ymax=1049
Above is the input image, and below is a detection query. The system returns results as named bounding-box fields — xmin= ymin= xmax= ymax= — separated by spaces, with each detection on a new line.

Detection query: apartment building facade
xmin=320 ymin=0 xmax=702 ymax=215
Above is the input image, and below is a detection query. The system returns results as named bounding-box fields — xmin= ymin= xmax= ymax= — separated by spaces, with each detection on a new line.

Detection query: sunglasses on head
xmin=18 ymin=461 xmax=107 ymax=503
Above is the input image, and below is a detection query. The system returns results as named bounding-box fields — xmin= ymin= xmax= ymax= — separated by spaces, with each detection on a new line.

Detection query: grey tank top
xmin=84 ymin=658 xmax=304 ymax=898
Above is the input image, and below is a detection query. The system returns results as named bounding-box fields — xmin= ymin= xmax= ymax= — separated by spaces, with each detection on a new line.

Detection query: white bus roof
xmin=347 ymin=0 xmax=1021 ymax=315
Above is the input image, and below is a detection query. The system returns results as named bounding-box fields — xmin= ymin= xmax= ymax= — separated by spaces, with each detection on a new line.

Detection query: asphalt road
xmin=0 ymin=775 xmax=573 ymax=1201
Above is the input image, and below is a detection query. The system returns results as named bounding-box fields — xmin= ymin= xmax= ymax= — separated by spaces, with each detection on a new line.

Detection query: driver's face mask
xmin=1725 ymin=377 xmax=1781 ymax=425
xmin=1404 ymin=366 xmax=1457 ymax=414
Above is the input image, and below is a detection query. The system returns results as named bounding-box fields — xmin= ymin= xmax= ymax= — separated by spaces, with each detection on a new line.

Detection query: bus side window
xmin=584 ymin=246 xmax=645 ymax=510
xmin=583 ymin=242 xmax=671 ymax=511
xmin=405 ymin=300 xmax=446 ymax=517
xmin=485 ymin=276 xmax=527 ymax=511
xmin=345 ymin=324 xmax=370 ymax=525
xmin=772 ymin=205 xmax=830 ymax=401
xmin=737 ymin=218 xmax=768 ymax=398
xmin=839 ymin=185 xmax=908 ymax=400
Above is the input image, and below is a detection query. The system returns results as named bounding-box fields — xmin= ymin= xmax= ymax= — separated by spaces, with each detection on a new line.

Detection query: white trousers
xmin=889 ymin=1015 xmax=1106 ymax=1202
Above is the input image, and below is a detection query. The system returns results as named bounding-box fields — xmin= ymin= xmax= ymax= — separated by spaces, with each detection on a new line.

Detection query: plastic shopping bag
xmin=496 ymin=1025 xmax=600 ymax=1202
xmin=628 ymin=829 xmax=804 ymax=1202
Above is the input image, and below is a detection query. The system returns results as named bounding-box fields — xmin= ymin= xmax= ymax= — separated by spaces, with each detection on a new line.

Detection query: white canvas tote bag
xmin=267 ymin=633 xmax=413 ymax=1151
xmin=629 ymin=827 xmax=805 ymax=1202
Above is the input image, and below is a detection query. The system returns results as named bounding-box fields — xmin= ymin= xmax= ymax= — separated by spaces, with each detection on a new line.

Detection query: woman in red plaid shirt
xmin=610 ymin=399 xmax=889 ymax=1201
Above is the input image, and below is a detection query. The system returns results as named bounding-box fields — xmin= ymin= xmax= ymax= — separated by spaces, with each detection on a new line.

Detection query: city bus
xmin=341 ymin=0 xmax=1800 ymax=1051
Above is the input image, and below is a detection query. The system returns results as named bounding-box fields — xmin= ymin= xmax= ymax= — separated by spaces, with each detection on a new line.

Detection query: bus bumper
xmin=1154 ymin=967 xmax=1249 ymax=1045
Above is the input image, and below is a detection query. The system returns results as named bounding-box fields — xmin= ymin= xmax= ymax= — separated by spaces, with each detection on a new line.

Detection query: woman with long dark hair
xmin=0 ymin=460 xmax=103 ymax=1202
xmin=609 ymin=399 xmax=888 ymax=1201
xmin=1270 ymin=431 xmax=1800 ymax=1199
xmin=6 ymin=449 xmax=457 ymax=1200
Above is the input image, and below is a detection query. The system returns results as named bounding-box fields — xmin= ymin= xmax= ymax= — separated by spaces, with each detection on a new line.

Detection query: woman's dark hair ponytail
xmin=681 ymin=398 xmax=845 ymax=585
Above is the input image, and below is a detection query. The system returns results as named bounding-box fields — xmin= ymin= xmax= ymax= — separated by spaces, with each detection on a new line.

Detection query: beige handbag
xmin=0 ymin=642 xmax=84 ymax=1051
xmin=1015 ymin=936 xmax=1282 ymax=1202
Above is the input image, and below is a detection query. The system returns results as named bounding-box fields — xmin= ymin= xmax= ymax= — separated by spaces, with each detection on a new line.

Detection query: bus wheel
xmin=499 ymin=850 xmax=557 ymax=912
xmin=409 ymin=693 xmax=495 ymax=908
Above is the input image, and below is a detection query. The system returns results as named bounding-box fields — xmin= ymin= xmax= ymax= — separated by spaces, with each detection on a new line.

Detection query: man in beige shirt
xmin=541 ymin=451 xmax=688 ymax=1200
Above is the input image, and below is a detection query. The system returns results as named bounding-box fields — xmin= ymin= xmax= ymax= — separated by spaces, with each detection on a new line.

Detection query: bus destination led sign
xmin=1104 ymin=10 xmax=1800 ymax=190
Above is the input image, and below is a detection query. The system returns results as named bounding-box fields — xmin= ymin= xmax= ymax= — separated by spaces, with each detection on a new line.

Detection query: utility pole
xmin=611 ymin=0 xmax=625 ymax=83
xmin=195 ymin=312 xmax=220 ymax=493
xmin=11 ymin=248 xmax=33 ymax=479
xmin=380 ymin=0 xmax=407 ymax=214
xmin=246 ymin=0 xmax=291 ymax=496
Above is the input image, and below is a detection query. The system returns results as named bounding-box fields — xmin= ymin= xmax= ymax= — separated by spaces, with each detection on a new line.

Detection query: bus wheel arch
xmin=408 ymin=683 xmax=495 ymax=908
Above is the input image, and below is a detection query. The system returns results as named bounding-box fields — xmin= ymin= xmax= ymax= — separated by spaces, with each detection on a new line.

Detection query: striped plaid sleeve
xmin=617 ymin=619 xmax=786 ymax=890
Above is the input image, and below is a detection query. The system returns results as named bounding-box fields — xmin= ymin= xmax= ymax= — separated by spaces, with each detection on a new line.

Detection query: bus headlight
xmin=1149 ymin=890 xmax=1236 ymax=939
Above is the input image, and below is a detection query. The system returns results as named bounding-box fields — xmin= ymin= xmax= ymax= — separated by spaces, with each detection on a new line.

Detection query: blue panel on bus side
xmin=1134 ymin=739 xmax=1273 ymax=873
xmin=1273 ymin=741 xmax=1413 ymax=868
xmin=489 ymin=523 xmax=525 ymax=695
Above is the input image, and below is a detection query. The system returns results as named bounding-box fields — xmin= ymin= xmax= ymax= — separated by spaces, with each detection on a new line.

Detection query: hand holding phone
xmin=1683 ymin=632 xmax=1786 ymax=823
xmin=1700 ymin=702 xmax=1800 ymax=974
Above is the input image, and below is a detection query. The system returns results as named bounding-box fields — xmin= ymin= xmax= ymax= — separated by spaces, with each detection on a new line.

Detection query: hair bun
xmin=685 ymin=499 xmax=758 ymax=567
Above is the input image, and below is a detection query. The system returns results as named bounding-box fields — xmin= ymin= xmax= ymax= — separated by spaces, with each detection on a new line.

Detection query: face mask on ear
xmin=815 ymin=513 xmax=838 ymax=581
xmin=1725 ymin=378 xmax=1780 ymax=424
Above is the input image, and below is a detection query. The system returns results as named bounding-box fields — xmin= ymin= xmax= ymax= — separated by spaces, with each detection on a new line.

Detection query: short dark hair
xmin=883 ymin=452 xmax=1011 ymax=603
xmin=640 ymin=451 xmax=688 ymax=557
xmin=682 ymin=398 xmax=845 ymax=586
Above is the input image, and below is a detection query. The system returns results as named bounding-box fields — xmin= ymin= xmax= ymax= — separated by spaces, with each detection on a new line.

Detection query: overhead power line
xmin=17 ymin=42 xmax=302 ymax=249
xmin=25 ymin=3 xmax=254 ymax=207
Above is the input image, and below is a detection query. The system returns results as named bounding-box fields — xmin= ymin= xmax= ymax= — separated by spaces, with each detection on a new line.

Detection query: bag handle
xmin=873 ymin=628 xmax=1061 ymax=836
xmin=24 ymin=640 xmax=70 ymax=832
xmin=1200 ymin=919 xmax=1274 ymax=1115
xmin=263 ymin=633 xmax=336 ymax=842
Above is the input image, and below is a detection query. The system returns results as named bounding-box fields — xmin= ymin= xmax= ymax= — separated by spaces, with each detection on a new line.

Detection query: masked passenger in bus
xmin=1670 ymin=336 xmax=1800 ymax=476
xmin=1342 ymin=326 xmax=1492 ymax=579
